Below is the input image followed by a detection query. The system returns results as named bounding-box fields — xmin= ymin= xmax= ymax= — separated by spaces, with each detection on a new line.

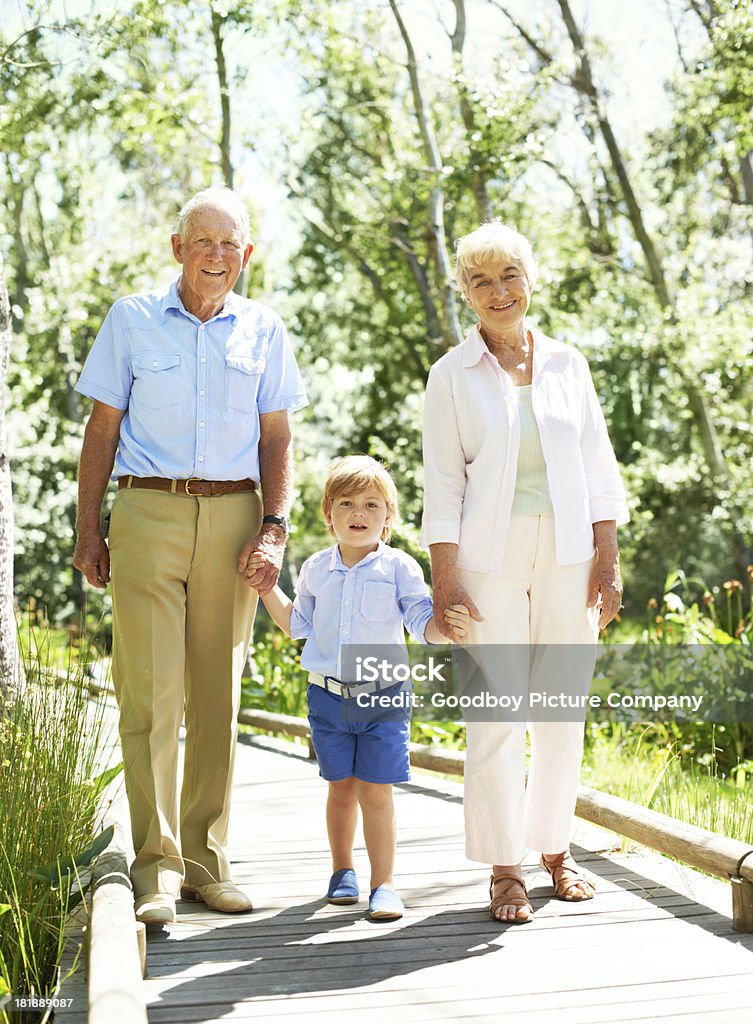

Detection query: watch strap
xmin=262 ymin=514 xmax=289 ymax=532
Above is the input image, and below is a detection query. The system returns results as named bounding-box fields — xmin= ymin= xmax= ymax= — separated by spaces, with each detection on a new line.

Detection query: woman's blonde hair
xmin=322 ymin=455 xmax=399 ymax=542
xmin=454 ymin=222 xmax=538 ymax=297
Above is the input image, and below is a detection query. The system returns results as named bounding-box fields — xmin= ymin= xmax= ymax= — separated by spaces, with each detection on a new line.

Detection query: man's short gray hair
xmin=176 ymin=187 xmax=252 ymax=245
xmin=454 ymin=222 xmax=538 ymax=296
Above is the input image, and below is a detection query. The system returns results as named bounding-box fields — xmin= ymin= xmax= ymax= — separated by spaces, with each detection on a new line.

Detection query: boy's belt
xmin=308 ymin=672 xmax=380 ymax=699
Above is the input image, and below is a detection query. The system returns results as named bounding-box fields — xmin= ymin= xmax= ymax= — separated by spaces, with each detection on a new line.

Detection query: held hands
xmin=238 ymin=528 xmax=285 ymax=594
xmin=444 ymin=604 xmax=472 ymax=642
xmin=242 ymin=552 xmax=268 ymax=591
xmin=434 ymin=574 xmax=484 ymax=643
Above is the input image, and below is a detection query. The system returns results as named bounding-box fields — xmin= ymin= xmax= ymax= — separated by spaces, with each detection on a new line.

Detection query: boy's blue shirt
xmin=289 ymin=542 xmax=434 ymax=679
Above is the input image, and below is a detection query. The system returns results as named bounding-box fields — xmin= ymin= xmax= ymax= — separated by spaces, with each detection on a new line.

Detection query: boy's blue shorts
xmin=307 ymin=683 xmax=411 ymax=785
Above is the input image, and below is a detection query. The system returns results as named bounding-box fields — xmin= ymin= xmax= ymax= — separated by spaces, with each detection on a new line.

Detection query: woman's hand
xmin=588 ymin=521 xmax=622 ymax=629
xmin=430 ymin=543 xmax=484 ymax=642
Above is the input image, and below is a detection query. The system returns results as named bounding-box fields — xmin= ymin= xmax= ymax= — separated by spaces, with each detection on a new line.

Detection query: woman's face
xmin=465 ymin=261 xmax=531 ymax=338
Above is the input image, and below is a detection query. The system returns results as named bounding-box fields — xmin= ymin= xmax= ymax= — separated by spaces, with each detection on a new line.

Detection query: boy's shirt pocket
xmin=360 ymin=581 xmax=398 ymax=622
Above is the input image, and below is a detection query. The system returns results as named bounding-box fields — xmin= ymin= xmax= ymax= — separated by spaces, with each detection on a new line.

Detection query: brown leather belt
xmin=118 ymin=475 xmax=257 ymax=497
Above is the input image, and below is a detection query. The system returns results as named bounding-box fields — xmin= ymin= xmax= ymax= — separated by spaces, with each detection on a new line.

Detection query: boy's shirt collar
xmin=327 ymin=541 xmax=386 ymax=572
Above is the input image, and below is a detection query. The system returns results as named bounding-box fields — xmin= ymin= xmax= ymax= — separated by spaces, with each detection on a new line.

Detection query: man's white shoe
xmin=134 ymin=893 xmax=176 ymax=926
xmin=180 ymin=881 xmax=253 ymax=913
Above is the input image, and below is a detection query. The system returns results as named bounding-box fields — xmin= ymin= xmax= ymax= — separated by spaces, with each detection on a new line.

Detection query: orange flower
xmin=723 ymin=580 xmax=742 ymax=593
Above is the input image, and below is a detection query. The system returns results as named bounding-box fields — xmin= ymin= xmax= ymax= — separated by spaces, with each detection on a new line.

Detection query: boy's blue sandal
xmin=326 ymin=868 xmax=360 ymax=905
xmin=368 ymin=885 xmax=404 ymax=921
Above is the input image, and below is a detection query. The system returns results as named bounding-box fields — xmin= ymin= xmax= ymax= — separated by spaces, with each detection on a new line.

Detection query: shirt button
xmin=198 ymin=456 xmax=205 ymax=462
xmin=200 ymin=421 xmax=206 ymax=428
xmin=200 ymin=389 xmax=206 ymax=396
xmin=152 ymin=360 xmax=158 ymax=367
xmin=200 ymin=357 xmax=206 ymax=364
xmin=344 ymin=600 xmax=350 ymax=606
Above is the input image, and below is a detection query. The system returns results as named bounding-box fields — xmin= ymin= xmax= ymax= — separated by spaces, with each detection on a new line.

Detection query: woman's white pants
xmin=458 ymin=516 xmax=598 ymax=865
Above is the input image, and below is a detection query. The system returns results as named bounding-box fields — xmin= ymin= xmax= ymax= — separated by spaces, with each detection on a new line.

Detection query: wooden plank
xmin=142 ymin=923 xmax=743 ymax=982
xmin=146 ymin=986 xmax=753 ymax=1024
xmin=142 ymin=957 xmax=753 ymax=1019
xmin=144 ymin=971 xmax=753 ymax=1006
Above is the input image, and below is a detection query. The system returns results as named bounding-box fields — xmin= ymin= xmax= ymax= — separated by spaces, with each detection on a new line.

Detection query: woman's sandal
xmin=488 ymin=874 xmax=534 ymax=924
xmin=540 ymin=851 xmax=596 ymax=901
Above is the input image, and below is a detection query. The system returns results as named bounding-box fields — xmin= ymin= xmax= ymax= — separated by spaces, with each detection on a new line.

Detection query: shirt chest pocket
xmin=133 ymin=352 xmax=181 ymax=409
xmin=225 ymin=354 xmax=266 ymax=413
xmin=360 ymin=581 xmax=397 ymax=623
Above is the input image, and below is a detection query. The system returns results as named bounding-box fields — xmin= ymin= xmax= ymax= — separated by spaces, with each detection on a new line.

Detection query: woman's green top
xmin=511 ymin=385 xmax=554 ymax=516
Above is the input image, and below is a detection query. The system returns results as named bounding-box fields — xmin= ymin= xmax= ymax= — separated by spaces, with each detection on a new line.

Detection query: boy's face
xmin=326 ymin=487 xmax=391 ymax=554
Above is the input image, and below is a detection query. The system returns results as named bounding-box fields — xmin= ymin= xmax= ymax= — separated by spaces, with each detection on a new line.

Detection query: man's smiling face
xmin=171 ymin=205 xmax=253 ymax=319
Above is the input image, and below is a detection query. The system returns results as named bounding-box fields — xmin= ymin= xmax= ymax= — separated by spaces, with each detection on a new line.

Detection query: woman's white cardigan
xmin=421 ymin=325 xmax=629 ymax=571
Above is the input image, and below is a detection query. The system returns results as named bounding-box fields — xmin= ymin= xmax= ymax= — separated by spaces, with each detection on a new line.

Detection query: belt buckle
xmin=325 ymin=675 xmax=348 ymax=698
xmin=185 ymin=477 xmax=203 ymax=496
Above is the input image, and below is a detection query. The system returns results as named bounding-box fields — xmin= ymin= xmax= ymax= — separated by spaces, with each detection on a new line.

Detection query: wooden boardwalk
xmin=61 ymin=732 xmax=753 ymax=1023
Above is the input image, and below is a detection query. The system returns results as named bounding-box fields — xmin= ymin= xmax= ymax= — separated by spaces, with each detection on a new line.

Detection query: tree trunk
xmin=211 ymin=9 xmax=248 ymax=297
xmin=450 ymin=0 xmax=494 ymax=224
xmin=389 ymin=0 xmax=464 ymax=349
xmin=0 ymin=252 xmax=22 ymax=695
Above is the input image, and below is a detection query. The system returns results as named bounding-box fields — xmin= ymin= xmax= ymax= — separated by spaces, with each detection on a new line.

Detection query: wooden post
xmin=731 ymin=852 xmax=753 ymax=933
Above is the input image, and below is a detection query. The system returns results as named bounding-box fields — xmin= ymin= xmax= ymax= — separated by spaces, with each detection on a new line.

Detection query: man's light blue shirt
xmin=75 ymin=279 xmax=308 ymax=480
xmin=289 ymin=543 xmax=435 ymax=679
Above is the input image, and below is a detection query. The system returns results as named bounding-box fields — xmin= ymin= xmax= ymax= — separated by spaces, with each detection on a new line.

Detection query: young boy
xmin=248 ymin=455 xmax=468 ymax=921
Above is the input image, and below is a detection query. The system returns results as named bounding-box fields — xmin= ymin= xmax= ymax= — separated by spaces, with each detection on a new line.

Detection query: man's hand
xmin=238 ymin=526 xmax=285 ymax=594
xmin=73 ymin=530 xmax=111 ymax=589
xmin=74 ymin=400 xmax=123 ymax=589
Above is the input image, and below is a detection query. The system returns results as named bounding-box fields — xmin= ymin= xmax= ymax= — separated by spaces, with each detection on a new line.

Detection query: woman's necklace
xmin=483 ymin=327 xmax=533 ymax=384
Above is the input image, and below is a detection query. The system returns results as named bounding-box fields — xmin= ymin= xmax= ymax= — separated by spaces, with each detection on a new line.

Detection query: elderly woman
xmin=422 ymin=222 xmax=628 ymax=923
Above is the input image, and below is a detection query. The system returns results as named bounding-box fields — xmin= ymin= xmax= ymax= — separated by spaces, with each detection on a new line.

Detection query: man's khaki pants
xmin=109 ymin=487 xmax=261 ymax=899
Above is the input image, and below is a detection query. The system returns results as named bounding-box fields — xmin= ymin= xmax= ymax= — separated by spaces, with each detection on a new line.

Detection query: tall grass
xmin=0 ymin=631 xmax=117 ymax=1018
xmin=582 ymin=723 xmax=753 ymax=845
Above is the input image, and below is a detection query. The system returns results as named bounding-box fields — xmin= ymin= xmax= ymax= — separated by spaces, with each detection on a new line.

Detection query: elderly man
xmin=73 ymin=187 xmax=307 ymax=926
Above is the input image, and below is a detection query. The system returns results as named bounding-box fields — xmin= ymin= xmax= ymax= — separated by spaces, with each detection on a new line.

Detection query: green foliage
xmin=3 ymin=1 xmax=751 ymax=636
xmin=242 ymin=631 xmax=309 ymax=718
xmin=0 ymin=641 xmax=117 ymax=1005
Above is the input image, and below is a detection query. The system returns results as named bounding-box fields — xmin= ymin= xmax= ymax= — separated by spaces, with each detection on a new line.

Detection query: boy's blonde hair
xmin=322 ymin=455 xmax=399 ymax=542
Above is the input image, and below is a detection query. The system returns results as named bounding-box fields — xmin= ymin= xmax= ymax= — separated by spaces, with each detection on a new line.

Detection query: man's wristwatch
xmin=262 ymin=514 xmax=289 ymax=533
